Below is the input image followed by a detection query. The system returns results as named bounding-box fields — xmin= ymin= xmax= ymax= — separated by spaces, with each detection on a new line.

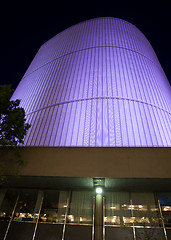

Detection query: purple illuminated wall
xmin=12 ymin=17 xmax=171 ymax=146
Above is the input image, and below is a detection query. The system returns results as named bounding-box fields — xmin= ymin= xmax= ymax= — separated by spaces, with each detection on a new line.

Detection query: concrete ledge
xmin=1 ymin=147 xmax=171 ymax=178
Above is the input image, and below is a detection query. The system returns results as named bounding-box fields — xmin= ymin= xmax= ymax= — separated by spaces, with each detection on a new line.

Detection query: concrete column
xmin=94 ymin=193 xmax=103 ymax=240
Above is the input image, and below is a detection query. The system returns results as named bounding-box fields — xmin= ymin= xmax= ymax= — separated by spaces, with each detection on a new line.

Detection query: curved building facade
xmin=12 ymin=17 xmax=171 ymax=146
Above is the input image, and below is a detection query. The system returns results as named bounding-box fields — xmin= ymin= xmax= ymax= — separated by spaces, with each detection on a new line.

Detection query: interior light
xmin=96 ymin=187 xmax=103 ymax=194
xmin=163 ymin=206 xmax=171 ymax=211
xmin=122 ymin=204 xmax=127 ymax=207
xmin=0 ymin=212 xmax=6 ymax=217
xmin=68 ymin=215 xmax=74 ymax=222
xmin=128 ymin=205 xmax=134 ymax=210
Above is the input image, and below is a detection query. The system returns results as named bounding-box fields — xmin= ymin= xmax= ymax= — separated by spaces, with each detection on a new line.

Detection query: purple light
xmin=11 ymin=17 xmax=171 ymax=147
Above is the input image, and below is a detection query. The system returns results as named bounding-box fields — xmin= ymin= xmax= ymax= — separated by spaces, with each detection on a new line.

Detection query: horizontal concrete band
xmin=1 ymin=147 xmax=171 ymax=178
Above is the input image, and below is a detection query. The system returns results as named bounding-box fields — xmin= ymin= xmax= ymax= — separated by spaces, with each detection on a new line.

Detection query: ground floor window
xmin=0 ymin=188 xmax=170 ymax=240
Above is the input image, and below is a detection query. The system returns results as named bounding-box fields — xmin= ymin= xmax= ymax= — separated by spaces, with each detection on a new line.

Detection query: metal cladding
xmin=12 ymin=17 xmax=171 ymax=146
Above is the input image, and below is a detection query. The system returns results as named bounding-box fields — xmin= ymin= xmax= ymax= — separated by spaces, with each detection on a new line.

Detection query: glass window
xmin=40 ymin=190 xmax=68 ymax=223
xmin=105 ymin=226 xmax=134 ymax=240
xmin=65 ymin=225 xmax=92 ymax=240
xmin=14 ymin=189 xmax=38 ymax=222
xmin=131 ymin=192 xmax=160 ymax=227
xmin=105 ymin=192 xmax=131 ymax=226
xmin=166 ymin=229 xmax=171 ymax=239
xmin=67 ymin=191 xmax=93 ymax=225
xmin=6 ymin=222 xmax=35 ymax=240
xmin=135 ymin=228 xmax=165 ymax=240
xmin=0 ymin=221 xmax=8 ymax=239
xmin=35 ymin=223 xmax=63 ymax=240
xmin=158 ymin=192 xmax=171 ymax=227
xmin=105 ymin=192 xmax=161 ymax=227
xmin=0 ymin=188 xmax=18 ymax=221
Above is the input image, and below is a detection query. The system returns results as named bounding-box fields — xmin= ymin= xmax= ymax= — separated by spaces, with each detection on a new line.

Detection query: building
xmin=0 ymin=17 xmax=171 ymax=240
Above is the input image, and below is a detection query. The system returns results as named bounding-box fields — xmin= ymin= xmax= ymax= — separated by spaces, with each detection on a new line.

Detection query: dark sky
xmin=1 ymin=1 xmax=171 ymax=90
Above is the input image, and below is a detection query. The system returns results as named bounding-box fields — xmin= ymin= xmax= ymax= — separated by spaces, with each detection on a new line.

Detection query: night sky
xmin=1 ymin=1 xmax=171 ymax=90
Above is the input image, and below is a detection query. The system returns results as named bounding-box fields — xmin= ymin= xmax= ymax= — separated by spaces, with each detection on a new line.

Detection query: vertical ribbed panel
xmin=11 ymin=17 xmax=171 ymax=146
